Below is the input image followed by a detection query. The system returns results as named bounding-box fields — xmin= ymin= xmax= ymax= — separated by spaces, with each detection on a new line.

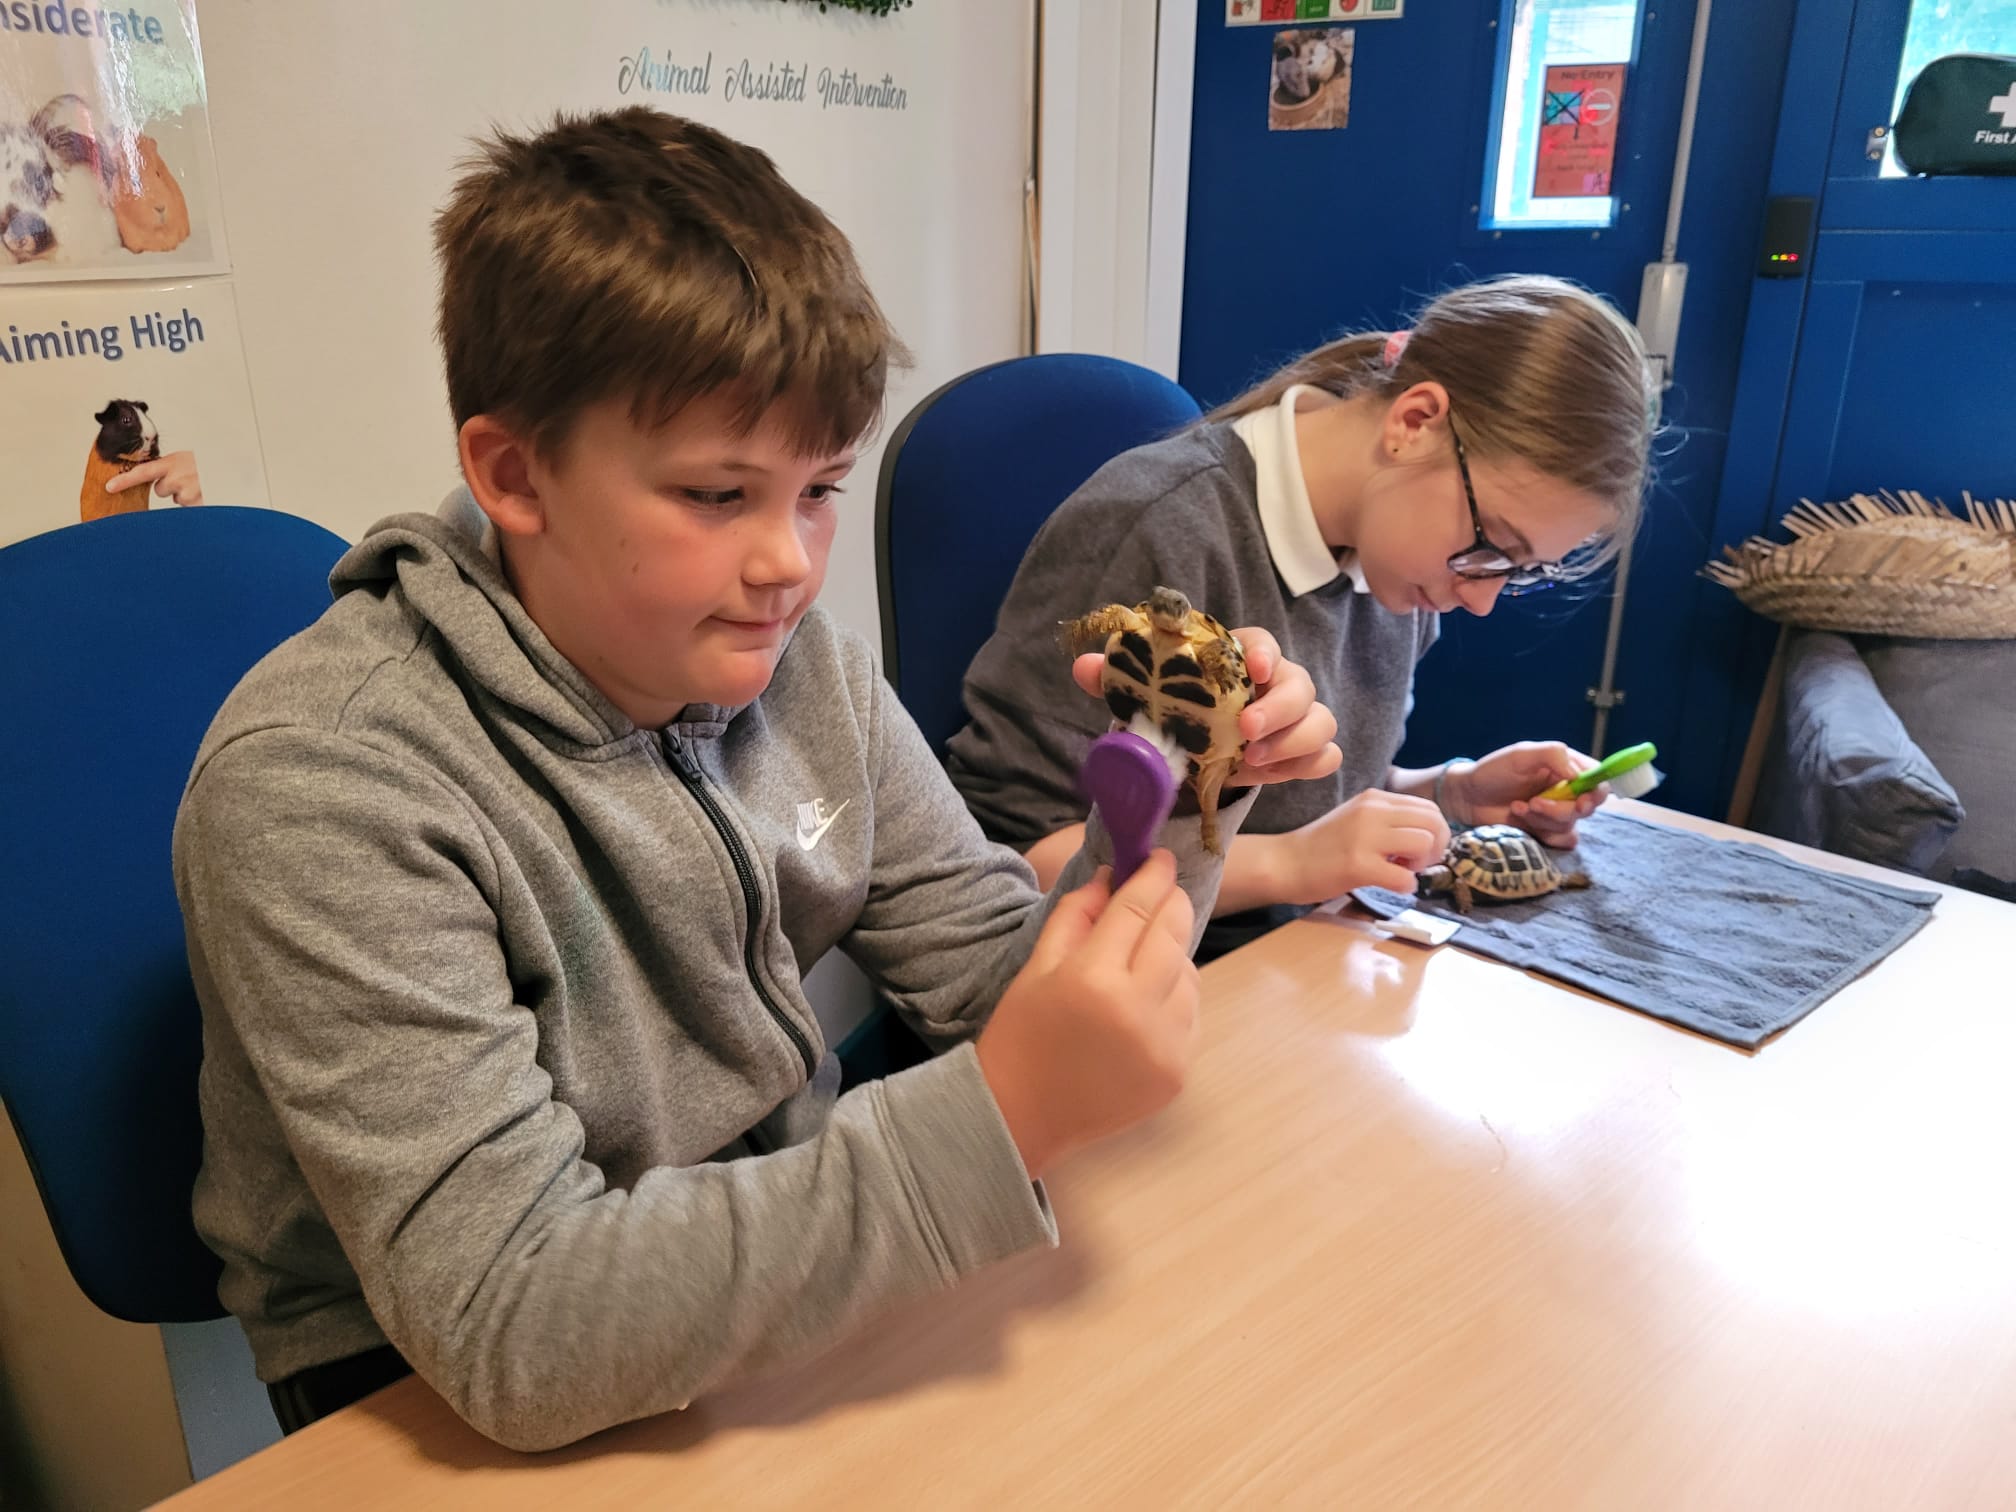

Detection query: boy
xmin=173 ymin=108 xmax=1340 ymax=1451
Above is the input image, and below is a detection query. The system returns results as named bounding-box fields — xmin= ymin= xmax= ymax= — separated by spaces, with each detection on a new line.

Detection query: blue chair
xmin=842 ymin=355 xmax=1202 ymax=1088
xmin=0 ymin=507 xmax=348 ymax=1323
xmin=875 ymin=353 xmax=1204 ymax=757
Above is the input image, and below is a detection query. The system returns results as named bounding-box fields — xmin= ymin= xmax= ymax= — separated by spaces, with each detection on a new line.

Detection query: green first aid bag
xmin=1894 ymin=53 xmax=2016 ymax=176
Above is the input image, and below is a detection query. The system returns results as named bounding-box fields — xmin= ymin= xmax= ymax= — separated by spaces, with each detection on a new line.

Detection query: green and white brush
xmin=1538 ymin=741 xmax=1664 ymax=802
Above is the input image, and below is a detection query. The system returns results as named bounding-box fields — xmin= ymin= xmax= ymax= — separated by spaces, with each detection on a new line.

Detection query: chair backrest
xmin=875 ymin=353 xmax=1203 ymax=755
xmin=0 ymin=507 xmax=349 ymax=1323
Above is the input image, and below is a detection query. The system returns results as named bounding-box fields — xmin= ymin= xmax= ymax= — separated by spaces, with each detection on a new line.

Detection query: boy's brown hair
xmin=435 ymin=107 xmax=908 ymax=461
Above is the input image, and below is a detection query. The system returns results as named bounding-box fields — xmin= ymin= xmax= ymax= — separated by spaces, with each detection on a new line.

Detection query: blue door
xmin=1690 ymin=0 xmax=2016 ymax=810
xmin=1180 ymin=1 xmax=1802 ymax=814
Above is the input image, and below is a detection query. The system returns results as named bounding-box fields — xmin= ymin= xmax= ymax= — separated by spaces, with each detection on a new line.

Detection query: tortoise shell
xmin=1447 ymin=825 xmax=1567 ymax=898
xmin=1062 ymin=585 xmax=1253 ymax=854
xmin=1419 ymin=824 xmax=1591 ymax=914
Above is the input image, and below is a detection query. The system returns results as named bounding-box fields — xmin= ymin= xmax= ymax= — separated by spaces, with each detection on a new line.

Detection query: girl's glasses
xmin=1446 ymin=417 xmax=1569 ymax=597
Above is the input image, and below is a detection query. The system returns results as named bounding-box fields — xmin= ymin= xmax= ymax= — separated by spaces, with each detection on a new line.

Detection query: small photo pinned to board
xmin=1269 ymin=26 xmax=1354 ymax=132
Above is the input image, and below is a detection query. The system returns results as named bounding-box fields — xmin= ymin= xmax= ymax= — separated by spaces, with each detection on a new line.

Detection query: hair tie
xmin=1382 ymin=329 xmax=1412 ymax=368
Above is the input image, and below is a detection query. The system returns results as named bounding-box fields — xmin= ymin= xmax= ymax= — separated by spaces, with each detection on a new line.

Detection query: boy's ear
xmin=460 ymin=415 xmax=546 ymax=537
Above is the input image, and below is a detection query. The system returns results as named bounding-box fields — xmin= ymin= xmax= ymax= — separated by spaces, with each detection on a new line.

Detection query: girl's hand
xmin=1071 ymin=626 xmax=1341 ymax=786
xmin=1278 ymin=789 xmax=1450 ymax=902
xmin=1448 ymin=741 xmax=1606 ymax=848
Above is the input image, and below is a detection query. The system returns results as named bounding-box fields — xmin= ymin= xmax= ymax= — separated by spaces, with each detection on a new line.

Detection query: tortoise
xmin=1062 ymin=585 xmax=1254 ymax=855
xmin=1418 ymin=824 xmax=1591 ymax=914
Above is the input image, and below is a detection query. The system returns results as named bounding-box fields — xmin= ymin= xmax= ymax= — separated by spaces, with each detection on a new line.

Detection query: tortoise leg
xmin=1194 ymin=759 xmax=1231 ymax=856
xmin=1058 ymin=604 xmax=1144 ymax=657
xmin=1196 ymin=634 xmax=1251 ymax=695
xmin=1560 ymin=869 xmax=1592 ymax=891
xmin=1452 ymin=879 xmax=1474 ymax=915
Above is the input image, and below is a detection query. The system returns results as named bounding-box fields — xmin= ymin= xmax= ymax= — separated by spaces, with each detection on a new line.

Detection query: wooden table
xmin=161 ymin=804 xmax=2014 ymax=1509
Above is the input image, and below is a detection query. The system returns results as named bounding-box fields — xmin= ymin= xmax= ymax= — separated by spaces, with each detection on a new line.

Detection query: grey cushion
xmin=1752 ymin=630 xmax=1964 ymax=874
xmin=1858 ymin=636 xmax=2016 ymax=887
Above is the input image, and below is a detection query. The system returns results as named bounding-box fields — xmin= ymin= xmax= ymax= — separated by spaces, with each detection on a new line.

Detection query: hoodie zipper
xmin=661 ymin=731 xmax=817 ymax=1080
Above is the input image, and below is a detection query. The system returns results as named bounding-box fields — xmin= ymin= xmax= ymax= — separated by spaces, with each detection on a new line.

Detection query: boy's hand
xmin=1279 ymin=789 xmax=1452 ymax=902
xmin=1071 ymin=626 xmax=1341 ymax=786
xmin=1448 ymin=741 xmax=1607 ymax=848
xmin=975 ymin=851 xmax=1199 ymax=1179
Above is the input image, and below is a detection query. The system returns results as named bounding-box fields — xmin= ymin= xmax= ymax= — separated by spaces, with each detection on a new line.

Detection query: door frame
xmin=1035 ymin=0 xmax=1198 ymax=379
xmin=1680 ymin=2 xmax=1855 ymax=815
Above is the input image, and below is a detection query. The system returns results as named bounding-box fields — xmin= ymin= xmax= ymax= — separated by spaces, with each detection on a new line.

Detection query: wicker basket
xmin=1704 ymin=491 xmax=2016 ymax=639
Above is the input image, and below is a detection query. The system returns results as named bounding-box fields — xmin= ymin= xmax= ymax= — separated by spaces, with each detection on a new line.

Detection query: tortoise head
xmin=1145 ymin=585 xmax=1193 ymax=634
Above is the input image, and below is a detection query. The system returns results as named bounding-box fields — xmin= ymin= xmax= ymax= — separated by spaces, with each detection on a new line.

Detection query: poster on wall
xmin=1229 ymin=1 xmax=1401 ymax=24
xmin=0 ymin=280 xmax=269 ymax=546
xmin=1534 ymin=63 xmax=1628 ymax=198
xmin=1269 ymin=26 xmax=1353 ymax=131
xmin=1 ymin=0 xmax=229 ymax=282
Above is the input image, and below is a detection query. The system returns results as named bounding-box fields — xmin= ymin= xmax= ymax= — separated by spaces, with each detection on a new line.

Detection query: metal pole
xmin=1590 ymin=0 xmax=1713 ymax=758
xmin=1664 ymin=0 xmax=1714 ymax=263
xmin=1589 ymin=531 xmax=1634 ymax=758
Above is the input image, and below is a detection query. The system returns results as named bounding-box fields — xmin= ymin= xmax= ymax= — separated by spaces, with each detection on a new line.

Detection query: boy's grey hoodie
xmin=173 ymin=494 xmax=1249 ymax=1451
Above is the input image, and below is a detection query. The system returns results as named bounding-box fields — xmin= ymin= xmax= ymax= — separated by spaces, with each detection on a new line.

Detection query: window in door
xmin=1883 ymin=0 xmax=2016 ymax=175
xmin=1483 ymin=0 xmax=1645 ymax=228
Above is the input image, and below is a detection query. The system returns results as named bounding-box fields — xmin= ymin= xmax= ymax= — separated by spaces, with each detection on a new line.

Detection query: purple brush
xmin=1079 ymin=729 xmax=1179 ymax=888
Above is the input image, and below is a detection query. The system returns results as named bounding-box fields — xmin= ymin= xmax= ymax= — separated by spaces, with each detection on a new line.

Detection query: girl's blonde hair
xmin=1207 ymin=275 xmax=1658 ymax=571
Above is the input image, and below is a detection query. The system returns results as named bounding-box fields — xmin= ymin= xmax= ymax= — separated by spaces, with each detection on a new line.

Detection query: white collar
xmin=1232 ymin=383 xmax=1369 ymax=598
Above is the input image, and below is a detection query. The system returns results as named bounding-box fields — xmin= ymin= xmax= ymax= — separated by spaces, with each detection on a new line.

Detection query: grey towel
xmin=1353 ymin=811 xmax=1940 ymax=1049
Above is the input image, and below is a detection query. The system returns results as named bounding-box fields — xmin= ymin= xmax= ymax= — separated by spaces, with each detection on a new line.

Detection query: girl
xmin=946 ymin=274 xmax=1659 ymax=960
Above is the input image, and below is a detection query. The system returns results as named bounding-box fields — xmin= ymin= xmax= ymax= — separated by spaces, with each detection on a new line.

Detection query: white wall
xmin=199 ymin=0 xmax=1034 ymax=649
